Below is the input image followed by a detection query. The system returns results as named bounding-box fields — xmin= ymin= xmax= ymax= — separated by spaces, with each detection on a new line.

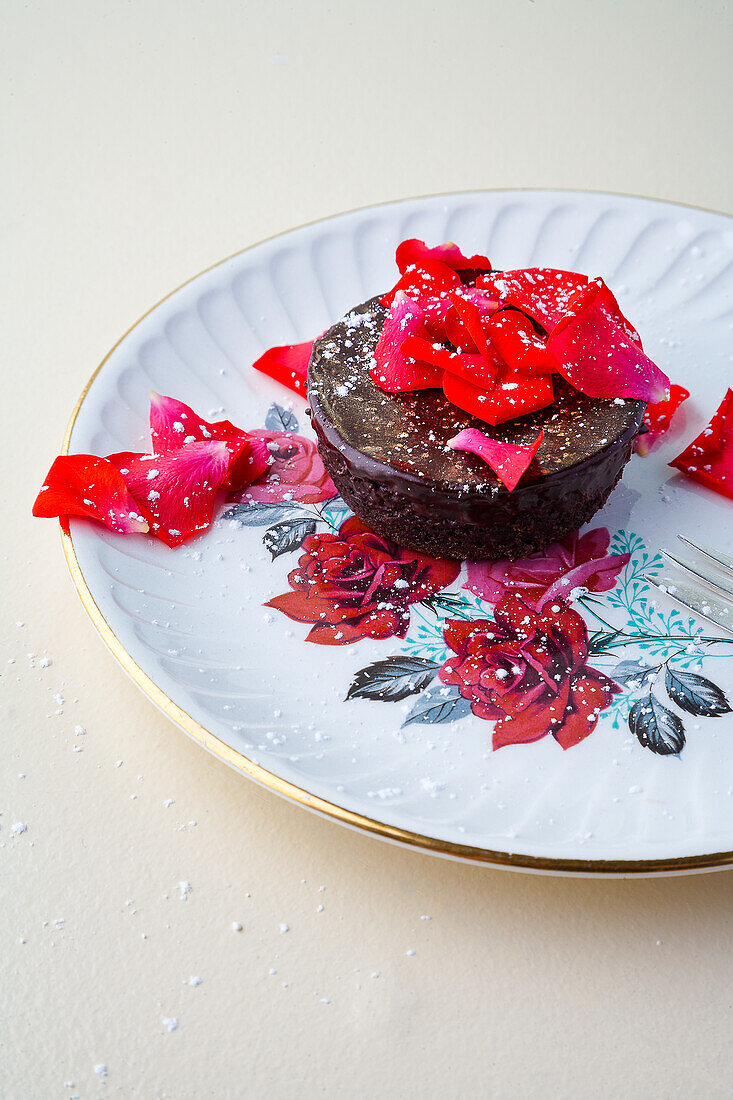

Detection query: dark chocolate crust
xmin=307 ymin=297 xmax=644 ymax=560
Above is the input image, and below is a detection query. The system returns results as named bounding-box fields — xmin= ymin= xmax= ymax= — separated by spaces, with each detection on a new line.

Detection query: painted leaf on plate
xmin=263 ymin=517 xmax=317 ymax=560
xmin=265 ymin=403 xmax=299 ymax=433
xmin=664 ymin=668 xmax=731 ymax=718
xmin=346 ymin=656 xmax=441 ymax=702
xmin=629 ymin=694 xmax=685 ymax=755
xmin=611 ymin=660 xmax=656 ymax=686
xmin=402 ymin=684 xmax=472 ymax=727
xmin=225 ymin=500 xmax=300 ymax=527
xmin=587 ymin=629 xmax=624 ymax=654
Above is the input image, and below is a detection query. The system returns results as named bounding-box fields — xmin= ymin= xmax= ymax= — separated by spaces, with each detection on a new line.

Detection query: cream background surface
xmin=3 ymin=2 xmax=733 ymax=1097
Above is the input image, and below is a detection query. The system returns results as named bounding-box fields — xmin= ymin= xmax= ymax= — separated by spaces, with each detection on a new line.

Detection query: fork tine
xmin=644 ymin=575 xmax=733 ymax=636
xmin=677 ymin=536 xmax=733 ymax=576
xmin=661 ymin=549 xmax=733 ymax=600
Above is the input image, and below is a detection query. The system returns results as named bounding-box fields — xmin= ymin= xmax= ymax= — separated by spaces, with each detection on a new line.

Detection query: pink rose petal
xmin=395 ymin=238 xmax=492 ymax=274
xmin=448 ymin=427 xmax=544 ymax=492
xmin=108 ymin=441 xmax=232 ymax=547
xmin=547 ymin=279 xmax=669 ymax=403
xmin=149 ymin=392 xmax=270 ymax=489
xmin=370 ymin=291 xmax=444 ymax=392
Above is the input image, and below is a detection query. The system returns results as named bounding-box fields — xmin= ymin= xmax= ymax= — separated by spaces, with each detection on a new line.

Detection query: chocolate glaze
xmin=307 ymin=296 xmax=645 ymax=559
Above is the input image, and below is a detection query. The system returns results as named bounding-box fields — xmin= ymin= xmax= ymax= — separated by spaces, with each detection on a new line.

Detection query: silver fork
xmin=645 ymin=536 xmax=733 ymax=636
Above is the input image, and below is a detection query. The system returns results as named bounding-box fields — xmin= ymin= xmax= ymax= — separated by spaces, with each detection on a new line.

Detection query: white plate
xmin=63 ymin=190 xmax=733 ymax=875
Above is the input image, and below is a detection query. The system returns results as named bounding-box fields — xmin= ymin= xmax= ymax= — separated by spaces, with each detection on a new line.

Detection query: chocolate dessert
xmin=308 ymin=298 xmax=645 ymax=560
xmin=304 ymin=239 xmax=667 ymax=561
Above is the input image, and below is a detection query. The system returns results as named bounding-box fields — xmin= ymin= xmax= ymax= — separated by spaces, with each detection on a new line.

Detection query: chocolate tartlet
xmin=307 ymin=297 xmax=645 ymax=561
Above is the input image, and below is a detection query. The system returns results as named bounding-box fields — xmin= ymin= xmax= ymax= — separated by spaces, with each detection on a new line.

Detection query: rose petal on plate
xmin=395 ymin=238 xmax=492 ymax=274
xmin=669 ymin=388 xmax=733 ymax=500
xmin=635 ymin=383 xmax=690 ymax=455
xmin=380 ymin=259 xmax=461 ymax=308
xmin=149 ymin=392 xmax=270 ymax=489
xmin=547 ymin=279 xmax=669 ymax=403
xmin=32 ymin=454 xmax=149 ymax=534
xmin=448 ymin=427 xmax=544 ymax=491
xmin=252 ymin=339 xmax=314 ymax=396
xmin=108 ymin=441 xmax=232 ymax=546
xmin=370 ymin=291 xmax=444 ymax=392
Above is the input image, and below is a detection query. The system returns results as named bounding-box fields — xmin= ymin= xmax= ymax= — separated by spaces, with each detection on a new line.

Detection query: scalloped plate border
xmin=60 ymin=188 xmax=733 ymax=877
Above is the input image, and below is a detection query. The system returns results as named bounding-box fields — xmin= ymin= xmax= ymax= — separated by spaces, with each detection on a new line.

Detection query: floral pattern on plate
xmin=226 ymin=402 xmax=732 ymax=757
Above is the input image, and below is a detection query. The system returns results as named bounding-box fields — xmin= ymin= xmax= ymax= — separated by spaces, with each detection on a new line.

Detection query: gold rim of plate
xmin=60 ymin=188 xmax=733 ymax=875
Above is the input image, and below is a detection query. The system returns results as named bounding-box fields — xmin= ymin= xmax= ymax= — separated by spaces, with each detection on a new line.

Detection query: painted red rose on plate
xmin=266 ymin=516 xmax=460 ymax=645
xmin=439 ymin=594 xmax=619 ymax=750
xmin=464 ymin=527 xmax=630 ymax=611
xmin=237 ymin=430 xmax=337 ymax=505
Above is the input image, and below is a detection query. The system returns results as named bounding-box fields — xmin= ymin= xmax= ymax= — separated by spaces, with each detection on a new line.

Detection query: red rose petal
xmin=149 ymin=392 xmax=270 ymax=490
xmin=380 ymin=259 xmax=461 ymax=308
xmin=478 ymin=268 xmax=590 ymax=331
xmin=33 ymin=454 xmax=148 ymax=534
xmin=108 ymin=441 xmax=232 ymax=546
xmin=252 ymin=339 xmax=313 ymax=397
xmin=440 ymin=303 xmax=477 ymax=351
xmin=395 ymin=238 xmax=492 ymax=275
xmin=400 ymin=334 xmax=492 ymax=387
xmin=441 ymin=372 xmax=495 ymax=420
xmin=450 ymin=288 xmax=501 ymax=361
xmin=448 ymin=427 xmax=544 ymax=491
xmin=635 ymin=384 xmax=690 ymax=455
xmin=669 ymin=388 xmax=733 ymax=500
xmin=443 ymin=369 xmax=554 ymax=426
xmin=370 ymin=291 xmax=444 ymax=392
xmin=547 ymin=279 xmax=669 ymax=403
xmin=483 ymin=310 xmax=558 ymax=376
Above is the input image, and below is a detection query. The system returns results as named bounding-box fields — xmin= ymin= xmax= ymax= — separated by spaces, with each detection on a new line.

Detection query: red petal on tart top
xmin=149 ymin=393 xmax=270 ymax=490
xmin=442 ymin=369 xmax=554 ymax=426
xmin=400 ymin=334 xmax=492 ymax=387
xmin=395 ymin=238 xmax=492 ymax=274
xmin=380 ymin=259 xmax=461 ymax=308
xmin=370 ymin=291 xmax=444 ymax=392
xmin=450 ymin=288 xmax=501 ymax=361
xmin=483 ymin=310 xmax=558 ymax=376
xmin=441 ymin=303 xmax=477 ymax=352
xmin=108 ymin=441 xmax=232 ymax=547
xmin=635 ymin=383 xmax=690 ymax=455
xmin=32 ymin=454 xmax=149 ymax=534
xmin=252 ymin=339 xmax=313 ymax=396
xmin=478 ymin=268 xmax=590 ymax=331
xmin=448 ymin=427 xmax=544 ymax=492
xmin=669 ymin=388 xmax=733 ymax=500
xmin=547 ymin=279 xmax=669 ymax=403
